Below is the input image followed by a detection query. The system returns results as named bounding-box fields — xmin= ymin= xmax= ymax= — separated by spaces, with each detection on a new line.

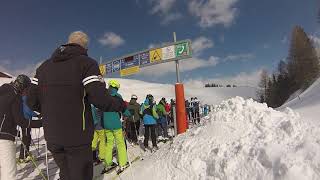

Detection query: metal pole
xmin=173 ymin=32 xmax=180 ymax=83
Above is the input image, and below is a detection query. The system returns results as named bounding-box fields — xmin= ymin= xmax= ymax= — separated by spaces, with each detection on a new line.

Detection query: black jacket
xmin=0 ymin=83 xmax=42 ymax=141
xmin=28 ymin=44 xmax=124 ymax=146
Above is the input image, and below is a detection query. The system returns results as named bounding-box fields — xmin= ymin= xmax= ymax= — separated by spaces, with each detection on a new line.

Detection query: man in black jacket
xmin=27 ymin=31 xmax=126 ymax=180
xmin=0 ymin=75 xmax=42 ymax=180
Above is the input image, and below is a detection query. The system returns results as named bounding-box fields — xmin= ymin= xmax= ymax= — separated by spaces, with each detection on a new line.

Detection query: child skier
xmin=103 ymin=80 xmax=131 ymax=173
xmin=91 ymin=105 xmax=106 ymax=164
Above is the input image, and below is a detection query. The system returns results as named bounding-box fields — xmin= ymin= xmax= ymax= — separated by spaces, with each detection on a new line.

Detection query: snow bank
xmin=124 ymin=97 xmax=320 ymax=180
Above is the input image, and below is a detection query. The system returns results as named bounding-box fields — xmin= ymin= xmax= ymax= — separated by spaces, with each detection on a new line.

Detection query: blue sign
xmin=106 ymin=62 xmax=112 ymax=74
xmin=139 ymin=52 xmax=150 ymax=66
xmin=120 ymin=55 xmax=140 ymax=70
xmin=112 ymin=60 xmax=121 ymax=72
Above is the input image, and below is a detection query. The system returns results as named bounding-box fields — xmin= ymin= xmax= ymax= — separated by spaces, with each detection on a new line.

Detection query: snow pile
xmin=125 ymin=97 xmax=320 ymax=180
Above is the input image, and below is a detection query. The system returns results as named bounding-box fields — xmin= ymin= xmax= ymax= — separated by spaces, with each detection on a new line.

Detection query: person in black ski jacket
xmin=27 ymin=31 xmax=126 ymax=180
xmin=0 ymin=75 xmax=42 ymax=180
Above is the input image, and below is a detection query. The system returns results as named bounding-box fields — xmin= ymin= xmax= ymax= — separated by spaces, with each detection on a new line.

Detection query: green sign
xmin=175 ymin=42 xmax=189 ymax=57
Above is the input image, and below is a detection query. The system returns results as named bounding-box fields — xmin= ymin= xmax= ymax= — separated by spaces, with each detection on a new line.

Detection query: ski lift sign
xmin=101 ymin=40 xmax=192 ymax=77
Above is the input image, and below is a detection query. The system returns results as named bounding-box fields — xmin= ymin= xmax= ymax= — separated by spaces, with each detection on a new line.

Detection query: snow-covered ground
xmin=1 ymin=76 xmax=320 ymax=180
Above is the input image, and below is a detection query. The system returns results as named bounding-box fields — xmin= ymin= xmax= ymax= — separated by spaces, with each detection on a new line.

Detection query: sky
xmin=0 ymin=0 xmax=319 ymax=86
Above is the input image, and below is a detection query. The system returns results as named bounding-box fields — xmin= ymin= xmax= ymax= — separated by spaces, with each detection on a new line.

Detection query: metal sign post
xmin=173 ymin=32 xmax=187 ymax=134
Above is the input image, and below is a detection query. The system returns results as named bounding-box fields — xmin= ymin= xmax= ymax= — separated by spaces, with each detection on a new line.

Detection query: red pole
xmin=175 ymin=83 xmax=187 ymax=134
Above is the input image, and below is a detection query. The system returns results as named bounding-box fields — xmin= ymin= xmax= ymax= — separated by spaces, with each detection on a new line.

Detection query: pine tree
xmin=287 ymin=26 xmax=320 ymax=91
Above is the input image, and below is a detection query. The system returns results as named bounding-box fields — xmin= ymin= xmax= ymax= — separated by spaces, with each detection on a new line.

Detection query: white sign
xmin=162 ymin=45 xmax=175 ymax=60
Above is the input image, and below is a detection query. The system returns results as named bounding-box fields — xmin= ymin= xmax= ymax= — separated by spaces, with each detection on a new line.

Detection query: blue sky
xmin=0 ymin=0 xmax=318 ymax=85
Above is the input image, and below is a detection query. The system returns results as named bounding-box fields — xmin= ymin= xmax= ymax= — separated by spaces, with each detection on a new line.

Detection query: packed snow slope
xmin=119 ymin=97 xmax=320 ymax=180
xmin=281 ymin=77 xmax=320 ymax=124
xmin=107 ymin=78 xmax=257 ymax=105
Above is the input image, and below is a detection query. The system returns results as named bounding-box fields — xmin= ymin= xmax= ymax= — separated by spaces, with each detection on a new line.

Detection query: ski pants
xmin=91 ymin=130 xmax=106 ymax=161
xmin=193 ymin=109 xmax=200 ymax=124
xmin=157 ymin=117 xmax=168 ymax=138
xmin=19 ymin=128 xmax=31 ymax=159
xmin=128 ymin=121 xmax=140 ymax=143
xmin=144 ymin=124 xmax=157 ymax=147
xmin=105 ymin=129 xmax=127 ymax=167
xmin=47 ymin=143 xmax=92 ymax=180
xmin=0 ymin=139 xmax=16 ymax=180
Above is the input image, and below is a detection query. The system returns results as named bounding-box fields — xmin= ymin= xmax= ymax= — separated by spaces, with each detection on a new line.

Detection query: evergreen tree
xmin=287 ymin=26 xmax=320 ymax=91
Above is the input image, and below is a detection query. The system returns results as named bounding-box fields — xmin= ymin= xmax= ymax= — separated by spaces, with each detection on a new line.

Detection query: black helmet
xmin=12 ymin=74 xmax=31 ymax=93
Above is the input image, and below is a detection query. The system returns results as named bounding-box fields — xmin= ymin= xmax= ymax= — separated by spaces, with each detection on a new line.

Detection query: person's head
xmin=146 ymin=94 xmax=154 ymax=104
xmin=12 ymin=74 xmax=31 ymax=94
xmin=68 ymin=31 xmax=89 ymax=49
xmin=131 ymin=94 xmax=138 ymax=101
xmin=160 ymin=97 xmax=166 ymax=104
xmin=108 ymin=79 xmax=120 ymax=94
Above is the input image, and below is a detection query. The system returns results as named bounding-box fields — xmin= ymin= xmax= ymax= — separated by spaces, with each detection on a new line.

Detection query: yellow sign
xmin=99 ymin=64 xmax=106 ymax=75
xmin=120 ymin=66 xmax=140 ymax=77
xmin=149 ymin=48 xmax=162 ymax=63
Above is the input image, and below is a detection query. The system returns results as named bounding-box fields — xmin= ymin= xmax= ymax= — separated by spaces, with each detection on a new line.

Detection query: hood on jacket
xmin=51 ymin=43 xmax=88 ymax=62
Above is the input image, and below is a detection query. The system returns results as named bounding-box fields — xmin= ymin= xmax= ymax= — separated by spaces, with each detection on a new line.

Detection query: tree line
xmin=205 ymin=83 xmax=237 ymax=88
xmin=257 ymin=26 xmax=320 ymax=108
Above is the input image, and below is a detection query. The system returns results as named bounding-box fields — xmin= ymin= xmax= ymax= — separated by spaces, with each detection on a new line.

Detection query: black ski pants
xmin=144 ymin=125 xmax=157 ymax=147
xmin=47 ymin=143 xmax=92 ymax=180
xmin=128 ymin=121 xmax=140 ymax=143
xmin=19 ymin=128 xmax=31 ymax=159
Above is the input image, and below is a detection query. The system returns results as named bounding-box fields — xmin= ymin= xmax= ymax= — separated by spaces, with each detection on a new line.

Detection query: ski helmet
xmin=131 ymin=94 xmax=138 ymax=100
xmin=108 ymin=79 xmax=120 ymax=89
xmin=12 ymin=74 xmax=31 ymax=93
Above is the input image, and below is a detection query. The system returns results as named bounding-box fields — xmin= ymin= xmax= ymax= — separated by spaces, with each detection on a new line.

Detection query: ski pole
xmin=45 ymin=142 xmax=50 ymax=180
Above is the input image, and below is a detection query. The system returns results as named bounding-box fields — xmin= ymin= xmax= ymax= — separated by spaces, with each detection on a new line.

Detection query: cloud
xmin=149 ymin=0 xmax=182 ymax=24
xmin=263 ymin=44 xmax=270 ymax=49
xmin=310 ymin=35 xmax=320 ymax=48
xmin=192 ymin=36 xmax=214 ymax=55
xmin=185 ymin=69 xmax=263 ymax=88
xmin=139 ymin=56 xmax=219 ymax=77
xmin=0 ymin=60 xmax=43 ymax=77
xmin=98 ymin=32 xmax=125 ymax=48
xmin=281 ymin=35 xmax=288 ymax=44
xmin=223 ymin=53 xmax=255 ymax=62
xmin=189 ymin=0 xmax=238 ymax=28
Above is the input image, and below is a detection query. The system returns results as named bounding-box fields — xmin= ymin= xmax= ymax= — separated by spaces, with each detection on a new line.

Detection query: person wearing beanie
xmin=27 ymin=31 xmax=126 ymax=180
xmin=0 ymin=75 xmax=42 ymax=180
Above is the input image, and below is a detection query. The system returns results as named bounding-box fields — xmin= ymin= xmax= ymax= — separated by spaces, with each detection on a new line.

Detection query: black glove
xmin=113 ymin=96 xmax=127 ymax=112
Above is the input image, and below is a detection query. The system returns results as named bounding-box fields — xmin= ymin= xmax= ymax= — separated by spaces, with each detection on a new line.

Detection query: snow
xmin=118 ymin=97 xmax=320 ymax=180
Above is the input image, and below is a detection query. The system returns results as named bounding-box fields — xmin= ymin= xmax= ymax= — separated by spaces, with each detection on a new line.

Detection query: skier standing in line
xmin=0 ymin=75 xmax=42 ymax=180
xmin=27 ymin=31 xmax=126 ymax=180
xmin=17 ymin=92 xmax=39 ymax=164
xmin=156 ymin=98 xmax=169 ymax=140
xmin=140 ymin=94 xmax=159 ymax=151
xmin=190 ymin=97 xmax=195 ymax=123
xmin=103 ymin=80 xmax=131 ymax=173
xmin=127 ymin=94 xmax=141 ymax=145
xmin=193 ymin=97 xmax=201 ymax=124
xmin=91 ymin=104 xmax=106 ymax=164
